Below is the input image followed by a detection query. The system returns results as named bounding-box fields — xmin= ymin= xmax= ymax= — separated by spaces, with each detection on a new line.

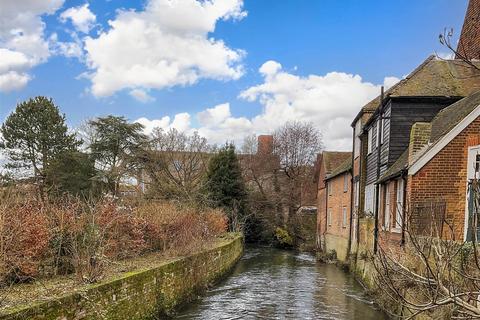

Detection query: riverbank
xmin=0 ymin=233 xmax=243 ymax=320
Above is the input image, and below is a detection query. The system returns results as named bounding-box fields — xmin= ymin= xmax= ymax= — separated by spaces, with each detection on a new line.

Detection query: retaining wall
xmin=0 ymin=234 xmax=244 ymax=320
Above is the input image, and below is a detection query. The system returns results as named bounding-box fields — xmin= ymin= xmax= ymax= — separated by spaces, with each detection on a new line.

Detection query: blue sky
xmin=0 ymin=0 xmax=468 ymax=149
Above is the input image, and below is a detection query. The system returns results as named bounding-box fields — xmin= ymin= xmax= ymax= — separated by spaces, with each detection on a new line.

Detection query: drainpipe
xmin=347 ymin=168 xmax=354 ymax=258
xmin=323 ymin=178 xmax=329 ymax=253
xmin=401 ymin=170 xmax=407 ymax=246
xmin=373 ymin=87 xmax=384 ymax=254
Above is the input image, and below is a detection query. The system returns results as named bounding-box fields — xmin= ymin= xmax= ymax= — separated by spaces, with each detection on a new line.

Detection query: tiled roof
xmin=322 ymin=151 xmax=351 ymax=174
xmin=326 ymin=156 xmax=352 ymax=180
xmin=352 ymin=56 xmax=480 ymax=125
xmin=381 ymin=90 xmax=480 ymax=181
xmin=378 ymin=149 xmax=409 ymax=183
xmin=412 ymin=90 xmax=480 ymax=162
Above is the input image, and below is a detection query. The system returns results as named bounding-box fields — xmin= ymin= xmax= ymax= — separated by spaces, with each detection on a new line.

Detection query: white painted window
xmin=376 ymin=119 xmax=381 ymax=147
xmin=354 ymin=181 xmax=359 ymax=207
xmin=364 ymin=183 xmax=375 ymax=214
xmin=367 ymin=127 xmax=373 ymax=154
xmin=342 ymin=207 xmax=348 ymax=228
xmin=395 ymin=179 xmax=404 ymax=231
xmin=380 ymin=117 xmax=385 ymax=144
xmin=354 ymin=120 xmax=361 ymax=158
xmin=343 ymin=174 xmax=348 ymax=192
xmin=327 ymin=208 xmax=332 ymax=226
xmin=384 ymin=184 xmax=390 ymax=230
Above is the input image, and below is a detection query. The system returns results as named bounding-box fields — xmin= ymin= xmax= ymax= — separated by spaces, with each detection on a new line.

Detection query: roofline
xmin=377 ymin=168 xmax=406 ymax=184
xmin=409 ymin=103 xmax=480 ymax=175
xmin=325 ymin=167 xmax=352 ymax=181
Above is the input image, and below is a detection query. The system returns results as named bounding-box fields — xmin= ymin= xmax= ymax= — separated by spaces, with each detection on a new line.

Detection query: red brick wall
xmin=325 ymin=172 xmax=352 ymax=239
xmin=408 ymin=116 xmax=480 ymax=240
xmin=457 ymin=0 xmax=480 ymax=60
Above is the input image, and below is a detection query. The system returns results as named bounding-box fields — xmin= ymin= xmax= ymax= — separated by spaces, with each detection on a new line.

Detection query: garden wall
xmin=0 ymin=234 xmax=244 ymax=320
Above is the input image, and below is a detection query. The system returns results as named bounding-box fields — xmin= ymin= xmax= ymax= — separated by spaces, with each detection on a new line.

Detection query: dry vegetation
xmin=0 ymin=189 xmax=228 ymax=309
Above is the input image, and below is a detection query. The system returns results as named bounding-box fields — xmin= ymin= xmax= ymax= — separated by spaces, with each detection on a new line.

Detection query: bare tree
xmin=373 ymin=176 xmax=480 ymax=319
xmin=273 ymin=121 xmax=323 ymax=215
xmin=138 ymin=128 xmax=213 ymax=201
xmin=438 ymin=28 xmax=480 ymax=72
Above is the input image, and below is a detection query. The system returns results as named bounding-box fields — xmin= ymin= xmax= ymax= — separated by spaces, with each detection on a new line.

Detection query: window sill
xmin=391 ymin=228 xmax=402 ymax=233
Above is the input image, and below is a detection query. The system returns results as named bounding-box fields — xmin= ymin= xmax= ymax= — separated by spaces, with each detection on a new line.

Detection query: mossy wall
xmin=0 ymin=234 xmax=244 ymax=320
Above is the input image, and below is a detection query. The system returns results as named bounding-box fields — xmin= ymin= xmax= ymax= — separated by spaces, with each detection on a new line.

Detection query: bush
xmin=274 ymin=227 xmax=293 ymax=248
xmin=0 ymin=192 xmax=229 ymax=285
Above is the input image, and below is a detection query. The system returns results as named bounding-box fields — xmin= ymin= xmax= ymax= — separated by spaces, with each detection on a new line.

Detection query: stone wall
xmin=0 ymin=234 xmax=244 ymax=320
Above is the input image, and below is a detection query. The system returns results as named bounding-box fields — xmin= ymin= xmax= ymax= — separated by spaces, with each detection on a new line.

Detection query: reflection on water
xmin=175 ymin=246 xmax=388 ymax=320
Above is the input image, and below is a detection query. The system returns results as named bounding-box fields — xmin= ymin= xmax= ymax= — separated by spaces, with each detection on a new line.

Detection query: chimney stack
xmin=257 ymin=135 xmax=274 ymax=155
xmin=456 ymin=0 xmax=480 ymax=60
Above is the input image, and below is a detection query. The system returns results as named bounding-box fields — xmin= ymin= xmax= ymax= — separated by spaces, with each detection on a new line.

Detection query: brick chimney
xmin=408 ymin=122 xmax=432 ymax=165
xmin=457 ymin=0 xmax=480 ymax=60
xmin=257 ymin=135 xmax=274 ymax=155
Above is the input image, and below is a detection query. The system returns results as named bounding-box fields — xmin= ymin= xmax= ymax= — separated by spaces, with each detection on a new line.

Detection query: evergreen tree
xmin=0 ymin=97 xmax=80 ymax=195
xmin=44 ymin=151 xmax=99 ymax=198
xmin=204 ymin=144 xmax=248 ymax=231
xmin=88 ymin=115 xmax=146 ymax=195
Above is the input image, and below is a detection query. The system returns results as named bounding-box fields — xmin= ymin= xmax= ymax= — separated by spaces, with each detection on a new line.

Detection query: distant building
xmin=315 ymin=151 xmax=351 ymax=258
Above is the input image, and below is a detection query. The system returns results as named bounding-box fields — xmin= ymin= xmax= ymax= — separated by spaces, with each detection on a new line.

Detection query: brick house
xmin=315 ymin=151 xmax=351 ymax=258
xmin=457 ymin=0 xmax=480 ymax=60
xmin=376 ymin=91 xmax=480 ymax=246
xmin=324 ymin=157 xmax=352 ymax=261
xmin=351 ymin=56 xmax=480 ymax=254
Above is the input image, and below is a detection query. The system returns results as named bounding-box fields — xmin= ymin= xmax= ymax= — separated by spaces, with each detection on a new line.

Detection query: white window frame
xmin=354 ymin=181 xmax=359 ymax=208
xmin=376 ymin=119 xmax=381 ymax=147
xmin=367 ymin=127 xmax=373 ymax=154
xmin=327 ymin=208 xmax=332 ymax=226
xmin=343 ymin=174 xmax=348 ymax=192
xmin=365 ymin=183 xmax=375 ymax=214
xmin=328 ymin=181 xmax=332 ymax=196
xmin=354 ymin=120 xmax=361 ymax=159
xmin=384 ymin=184 xmax=390 ymax=230
xmin=342 ymin=207 xmax=348 ymax=228
xmin=380 ymin=117 xmax=385 ymax=144
xmin=393 ymin=178 xmax=404 ymax=232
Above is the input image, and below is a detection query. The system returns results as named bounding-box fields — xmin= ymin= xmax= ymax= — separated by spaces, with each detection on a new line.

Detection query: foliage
xmin=87 ymin=116 xmax=147 ymax=195
xmin=0 ymin=192 xmax=228 ymax=286
xmin=0 ymin=97 xmax=80 ymax=195
xmin=274 ymin=227 xmax=293 ymax=248
xmin=44 ymin=151 xmax=99 ymax=198
xmin=204 ymin=144 xmax=248 ymax=231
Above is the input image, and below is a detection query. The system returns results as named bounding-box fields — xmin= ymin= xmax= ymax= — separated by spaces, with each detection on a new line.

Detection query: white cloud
xmin=239 ymin=61 xmax=395 ymax=150
xmin=383 ymin=76 xmax=400 ymax=89
xmin=0 ymin=0 xmax=64 ymax=92
xmin=129 ymin=88 xmax=155 ymax=103
xmin=83 ymin=0 xmax=246 ymax=97
xmin=197 ymin=103 xmax=231 ymax=126
xmin=136 ymin=113 xmax=191 ymax=135
xmin=134 ymin=61 xmax=398 ymax=149
xmin=60 ymin=3 xmax=96 ymax=34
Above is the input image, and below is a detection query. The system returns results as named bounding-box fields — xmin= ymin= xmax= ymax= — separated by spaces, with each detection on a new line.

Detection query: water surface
xmin=175 ymin=246 xmax=387 ymax=320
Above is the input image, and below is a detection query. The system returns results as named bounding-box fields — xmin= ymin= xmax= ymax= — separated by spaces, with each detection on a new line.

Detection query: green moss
xmin=0 ymin=234 xmax=244 ymax=320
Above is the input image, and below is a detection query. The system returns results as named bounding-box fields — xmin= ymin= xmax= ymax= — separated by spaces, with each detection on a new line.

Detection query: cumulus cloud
xmin=134 ymin=61 xmax=398 ymax=149
xmin=60 ymin=3 xmax=96 ymax=33
xmin=129 ymin=88 xmax=155 ymax=103
xmin=136 ymin=113 xmax=191 ymax=135
xmin=83 ymin=0 xmax=246 ymax=98
xmin=0 ymin=0 xmax=64 ymax=92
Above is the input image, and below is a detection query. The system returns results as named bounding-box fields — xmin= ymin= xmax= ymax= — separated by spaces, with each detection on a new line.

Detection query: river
xmin=175 ymin=246 xmax=388 ymax=320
